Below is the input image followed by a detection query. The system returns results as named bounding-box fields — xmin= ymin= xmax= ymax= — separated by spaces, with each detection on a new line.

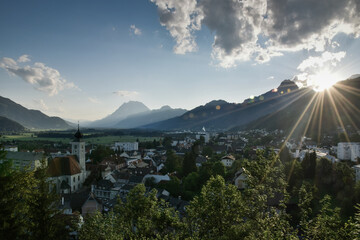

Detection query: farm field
xmin=1 ymin=133 xmax=161 ymax=145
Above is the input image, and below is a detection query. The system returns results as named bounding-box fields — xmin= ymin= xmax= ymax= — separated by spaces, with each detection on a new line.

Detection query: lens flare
xmin=309 ymin=69 xmax=341 ymax=92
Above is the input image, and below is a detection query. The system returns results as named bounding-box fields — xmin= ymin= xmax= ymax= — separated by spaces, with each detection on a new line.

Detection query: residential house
xmin=81 ymin=193 xmax=102 ymax=216
xmin=4 ymin=151 xmax=46 ymax=171
xmin=233 ymin=168 xmax=247 ymax=189
xmin=142 ymin=174 xmax=170 ymax=184
xmin=92 ymin=179 xmax=120 ymax=200
xmin=221 ymin=155 xmax=236 ymax=167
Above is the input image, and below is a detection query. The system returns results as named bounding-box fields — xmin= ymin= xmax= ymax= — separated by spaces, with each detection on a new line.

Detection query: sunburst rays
xmin=277 ymin=78 xmax=360 ymax=185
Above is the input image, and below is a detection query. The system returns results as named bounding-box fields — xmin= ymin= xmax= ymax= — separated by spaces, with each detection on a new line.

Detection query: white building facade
xmin=337 ymin=142 xmax=360 ymax=162
xmin=353 ymin=164 xmax=360 ymax=182
xmin=48 ymin=127 xmax=87 ymax=193
xmin=114 ymin=142 xmax=138 ymax=152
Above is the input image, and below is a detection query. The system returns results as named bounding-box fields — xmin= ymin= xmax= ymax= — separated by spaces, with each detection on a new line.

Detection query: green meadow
xmin=1 ymin=133 xmax=161 ymax=145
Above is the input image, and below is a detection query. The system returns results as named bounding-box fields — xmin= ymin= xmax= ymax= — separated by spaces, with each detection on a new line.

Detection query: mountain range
xmin=88 ymin=101 xmax=187 ymax=128
xmin=0 ymin=75 xmax=359 ymax=134
xmin=143 ymin=79 xmax=301 ymax=131
xmin=114 ymin=105 xmax=187 ymax=129
xmin=238 ymin=76 xmax=360 ymax=138
xmin=88 ymin=101 xmax=150 ymax=128
xmin=142 ymin=76 xmax=360 ymax=136
xmin=0 ymin=96 xmax=71 ymax=130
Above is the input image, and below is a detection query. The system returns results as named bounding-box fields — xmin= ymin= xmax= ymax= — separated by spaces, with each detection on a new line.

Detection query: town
xmin=2 ymin=0 xmax=360 ymax=238
xmin=1 ymin=123 xmax=360 ymax=238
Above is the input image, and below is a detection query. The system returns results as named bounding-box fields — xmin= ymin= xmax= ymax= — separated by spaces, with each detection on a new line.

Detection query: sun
xmin=309 ymin=69 xmax=341 ymax=92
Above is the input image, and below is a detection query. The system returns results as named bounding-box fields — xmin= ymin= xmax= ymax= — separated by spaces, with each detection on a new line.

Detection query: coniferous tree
xmin=0 ymin=151 xmax=69 ymax=239
xmin=182 ymin=152 xmax=197 ymax=177
xmin=301 ymin=151 xmax=316 ymax=179
xmin=164 ymin=150 xmax=182 ymax=173
xmin=29 ymin=161 xmax=69 ymax=240
xmin=0 ymin=152 xmax=36 ymax=239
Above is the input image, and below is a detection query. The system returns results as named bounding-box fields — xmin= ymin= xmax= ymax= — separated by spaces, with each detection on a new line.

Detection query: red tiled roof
xmin=48 ymin=155 xmax=82 ymax=177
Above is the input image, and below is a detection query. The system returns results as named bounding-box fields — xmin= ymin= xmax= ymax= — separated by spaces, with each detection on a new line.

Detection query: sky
xmin=0 ymin=0 xmax=359 ymax=121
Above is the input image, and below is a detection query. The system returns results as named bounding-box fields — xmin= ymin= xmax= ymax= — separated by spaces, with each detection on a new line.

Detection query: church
xmin=48 ymin=126 xmax=87 ymax=194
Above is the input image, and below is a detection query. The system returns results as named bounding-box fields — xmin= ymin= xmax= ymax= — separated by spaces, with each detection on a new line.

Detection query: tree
xmin=238 ymin=152 xmax=295 ymax=239
xmin=183 ymin=172 xmax=200 ymax=192
xmin=79 ymin=211 xmax=122 ymax=240
xmin=315 ymin=157 xmax=333 ymax=190
xmin=0 ymin=152 xmax=36 ymax=239
xmin=114 ymin=184 xmax=183 ymax=239
xmin=163 ymin=176 xmax=181 ymax=197
xmin=301 ymin=151 xmax=316 ymax=179
xmin=164 ymin=150 xmax=182 ymax=173
xmin=144 ymin=176 xmax=156 ymax=188
xmin=182 ymin=152 xmax=197 ymax=177
xmin=186 ymin=175 xmax=244 ymax=239
xmin=202 ymin=146 xmax=213 ymax=158
xmin=28 ymin=161 xmax=69 ymax=240
xmin=0 ymin=151 xmax=68 ymax=239
xmin=279 ymin=146 xmax=292 ymax=163
xmin=80 ymin=184 xmax=184 ymax=239
xmin=162 ymin=136 xmax=173 ymax=150
xmin=212 ymin=161 xmax=226 ymax=177
xmin=199 ymin=136 xmax=205 ymax=145
xmin=302 ymin=195 xmax=342 ymax=239
xmin=89 ymin=145 xmax=114 ymax=164
xmin=284 ymin=159 xmax=304 ymax=192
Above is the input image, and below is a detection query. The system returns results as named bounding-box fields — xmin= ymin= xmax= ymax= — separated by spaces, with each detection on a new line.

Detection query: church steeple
xmin=71 ymin=123 xmax=85 ymax=171
xmin=74 ymin=122 xmax=83 ymax=141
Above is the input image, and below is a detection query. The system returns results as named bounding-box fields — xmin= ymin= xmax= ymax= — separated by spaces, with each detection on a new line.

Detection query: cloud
xmin=113 ymin=90 xmax=139 ymax=97
xmin=88 ymin=97 xmax=100 ymax=104
xmin=0 ymin=56 xmax=78 ymax=96
xmin=33 ymin=99 xmax=49 ymax=111
xmin=151 ymin=0 xmax=360 ymax=67
xmin=293 ymin=51 xmax=346 ymax=88
xmin=267 ymin=76 xmax=274 ymax=80
xmin=130 ymin=25 xmax=142 ymax=35
xmin=0 ymin=57 xmax=17 ymax=68
xmin=17 ymin=54 xmax=31 ymax=63
xmin=150 ymin=0 xmax=202 ymax=54
xmin=297 ymin=51 xmax=346 ymax=72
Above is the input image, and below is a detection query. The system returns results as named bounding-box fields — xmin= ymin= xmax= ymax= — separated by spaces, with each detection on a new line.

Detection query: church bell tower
xmin=71 ymin=124 xmax=86 ymax=171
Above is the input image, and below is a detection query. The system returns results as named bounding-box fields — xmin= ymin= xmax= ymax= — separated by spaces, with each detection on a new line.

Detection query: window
xmin=73 ymin=177 xmax=75 ymax=182
xmin=78 ymin=175 xmax=80 ymax=181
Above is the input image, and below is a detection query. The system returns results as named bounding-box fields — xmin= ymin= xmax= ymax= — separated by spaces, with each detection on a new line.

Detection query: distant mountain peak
xmin=205 ymin=100 xmax=228 ymax=107
xmin=160 ymin=105 xmax=172 ymax=110
xmin=114 ymin=101 xmax=149 ymax=112
xmin=124 ymin=100 xmax=145 ymax=105
xmin=278 ymin=79 xmax=298 ymax=89
xmin=88 ymin=100 xmax=150 ymax=128
xmin=348 ymin=74 xmax=360 ymax=80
